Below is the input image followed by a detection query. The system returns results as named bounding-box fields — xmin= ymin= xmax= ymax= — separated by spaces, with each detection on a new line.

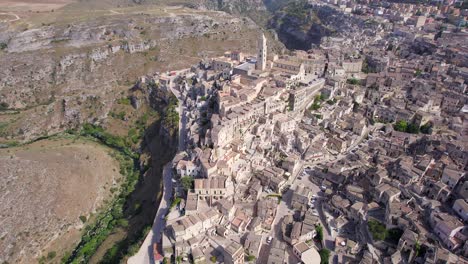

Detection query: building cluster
xmin=147 ymin=1 xmax=467 ymax=263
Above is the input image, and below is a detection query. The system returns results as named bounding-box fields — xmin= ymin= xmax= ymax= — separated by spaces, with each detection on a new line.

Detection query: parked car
xmin=267 ymin=236 xmax=273 ymax=244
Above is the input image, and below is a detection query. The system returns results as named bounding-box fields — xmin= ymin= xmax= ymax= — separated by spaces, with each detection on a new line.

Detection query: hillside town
xmin=141 ymin=1 xmax=468 ymax=264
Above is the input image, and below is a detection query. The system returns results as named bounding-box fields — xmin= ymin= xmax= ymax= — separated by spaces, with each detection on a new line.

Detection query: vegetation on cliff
xmin=64 ymin=86 xmax=177 ymax=263
xmin=64 ymin=124 xmax=141 ymax=263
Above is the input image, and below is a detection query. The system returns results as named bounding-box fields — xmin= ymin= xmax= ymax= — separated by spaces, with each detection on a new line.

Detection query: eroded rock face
xmin=0 ymin=10 xmax=261 ymax=141
xmin=268 ymin=3 xmax=363 ymax=51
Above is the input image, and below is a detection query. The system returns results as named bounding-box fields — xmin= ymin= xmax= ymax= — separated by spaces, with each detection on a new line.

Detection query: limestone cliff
xmin=0 ymin=7 xmax=262 ymax=142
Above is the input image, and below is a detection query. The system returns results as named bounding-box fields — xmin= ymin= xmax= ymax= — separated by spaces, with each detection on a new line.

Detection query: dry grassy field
xmin=0 ymin=0 xmax=73 ymax=11
xmin=0 ymin=138 xmax=122 ymax=263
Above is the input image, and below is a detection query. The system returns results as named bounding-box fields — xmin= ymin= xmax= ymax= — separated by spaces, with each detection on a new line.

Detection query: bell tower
xmin=256 ymin=33 xmax=267 ymax=71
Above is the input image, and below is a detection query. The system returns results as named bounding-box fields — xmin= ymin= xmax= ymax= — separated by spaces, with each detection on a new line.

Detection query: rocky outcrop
xmin=268 ymin=1 xmax=330 ymax=50
xmin=268 ymin=2 xmax=361 ymax=50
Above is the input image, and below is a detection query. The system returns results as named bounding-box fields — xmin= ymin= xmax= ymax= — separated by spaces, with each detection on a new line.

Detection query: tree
xmin=79 ymin=215 xmax=87 ymax=223
xmin=347 ymin=78 xmax=360 ymax=85
xmin=415 ymin=241 xmax=421 ymax=256
xmin=368 ymin=219 xmax=387 ymax=241
xmin=319 ymin=249 xmax=330 ymax=264
xmin=394 ymin=120 xmax=420 ymax=134
xmin=420 ymin=122 xmax=432 ymax=134
xmin=393 ymin=120 xmax=408 ymax=132
xmin=353 ymin=101 xmax=360 ymax=112
xmin=315 ymin=225 xmax=324 ymax=243
xmin=406 ymin=123 xmax=420 ymax=134
xmin=181 ymin=176 xmax=194 ymax=191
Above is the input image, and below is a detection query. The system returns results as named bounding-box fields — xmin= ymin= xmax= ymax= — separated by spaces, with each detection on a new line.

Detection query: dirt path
xmin=109 ymin=9 xmax=122 ymax=15
xmin=0 ymin=12 xmax=20 ymax=22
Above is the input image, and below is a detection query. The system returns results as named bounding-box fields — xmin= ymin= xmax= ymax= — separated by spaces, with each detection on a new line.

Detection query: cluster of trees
xmin=284 ymin=0 xmax=311 ymax=21
xmin=81 ymin=124 xmax=135 ymax=156
xmin=346 ymin=78 xmax=360 ymax=85
xmin=368 ymin=219 xmax=386 ymax=240
xmin=309 ymin=94 xmax=327 ymax=111
xmin=367 ymin=219 xmax=403 ymax=243
xmin=394 ymin=120 xmax=432 ymax=134
xmin=394 ymin=120 xmax=420 ymax=134
xmin=163 ymin=95 xmax=180 ymax=134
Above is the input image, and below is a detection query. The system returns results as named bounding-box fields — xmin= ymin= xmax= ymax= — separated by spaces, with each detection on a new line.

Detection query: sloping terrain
xmin=0 ymin=3 xmax=264 ymax=143
xmin=0 ymin=138 xmax=122 ymax=263
xmin=0 ymin=1 xmax=279 ymax=263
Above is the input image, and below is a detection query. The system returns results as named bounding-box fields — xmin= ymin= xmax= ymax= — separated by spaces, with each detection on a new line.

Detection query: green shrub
xmin=368 ymin=219 xmax=387 ymax=241
xmin=47 ymin=251 xmax=56 ymax=260
xmin=170 ymin=197 xmax=182 ymax=209
xmin=319 ymin=249 xmax=330 ymax=264
xmin=315 ymin=225 xmax=324 ymax=242
xmin=420 ymin=122 xmax=432 ymax=134
xmin=79 ymin=215 xmax=87 ymax=223
xmin=128 ymin=244 xmax=140 ymax=256
xmin=309 ymin=102 xmax=321 ymax=111
xmin=116 ymin=219 xmax=129 ymax=228
xmin=181 ymin=176 xmax=193 ymax=191
xmin=117 ymin=97 xmax=131 ymax=105
xmin=0 ymin=102 xmax=9 ymax=110
xmin=346 ymin=78 xmax=360 ymax=85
